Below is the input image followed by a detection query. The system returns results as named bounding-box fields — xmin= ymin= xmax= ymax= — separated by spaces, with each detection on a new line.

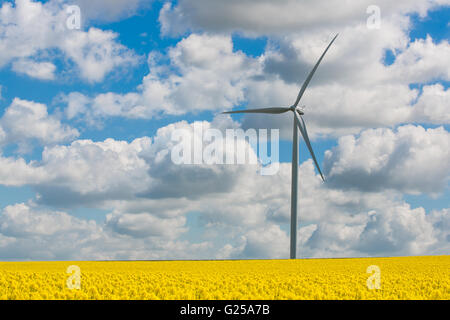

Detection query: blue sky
xmin=0 ymin=0 xmax=448 ymax=260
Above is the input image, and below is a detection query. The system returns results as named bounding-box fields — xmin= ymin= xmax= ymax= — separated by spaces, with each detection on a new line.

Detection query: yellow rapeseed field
xmin=0 ymin=255 xmax=448 ymax=300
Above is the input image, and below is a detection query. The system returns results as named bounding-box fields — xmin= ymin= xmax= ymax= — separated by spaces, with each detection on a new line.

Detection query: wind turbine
xmin=223 ymin=34 xmax=338 ymax=259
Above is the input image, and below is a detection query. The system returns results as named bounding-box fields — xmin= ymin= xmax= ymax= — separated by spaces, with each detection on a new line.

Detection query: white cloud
xmin=387 ymin=36 xmax=450 ymax=84
xmin=65 ymin=34 xmax=255 ymax=120
xmin=1 ymin=118 xmax=447 ymax=212
xmin=0 ymin=156 xmax=47 ymax=187
xmin=240 ymin=25 xmax=450 ymax=138
xmin=356 ymin=205 xmax=436 ymax=256
xmin=36 ymin=137 xmax=152 ymax=206
xmin=159 ymin=0 xmax=450 ymax=36
xmin=0 ymin=202 xmax=95 ymax=237
xmin=11 ymin=59 xmax=56 ymax=80
xmin=21 ymin=117 xmax=255 ymax=210
xmin=0 ymin=118 xmax=447 ymax=260
xmin=0 ymin=127 xmax=151 ymax=201
xmin=240 ymin=224 xmax=290 ymax=259
xmin=60 ymin=27 xmax=139 ymax=83
xmin=71 ymin=0 xmax=152 ymax=23
xmin=0 ymin=0 xmax=138 ymax=82
xmin=160 ymin=1 xmax=444 ymax=140
xmin=105 ymin=211 xmax=187 ymax=239
xmin=426 ymin=208 xmax=450 ymax=254
xmin=216 ymin=161 xmax=448 ymax=259
xmin=0 ymin=98 xmax=79 ymax=152
xmin=298 ymin=202 xmax=439 ymax=258
xmin=324 ymin=125 xmax=450 ymax=195
xmin=0 ymin=202 xmax=100 ymax=260
xmin=413 ymin=83 xmax=450 ymax=124
xmin=63 ymin=92 xmax=90 ymax=120
xmin=65 ymin=21 xmax=450 ymax=138
xmin=0 ymin=120 xmax=449 ymax=259
xmin=0 ymin=202 xmax=211 ymax=261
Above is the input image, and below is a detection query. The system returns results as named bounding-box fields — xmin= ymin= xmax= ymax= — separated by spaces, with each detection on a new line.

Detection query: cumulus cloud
xmin=160 ymin=0 xmax=450 ymax=139
xmin=0 ymin=0 xmax=138 ymax=82
xmin=11 ymin=59 xmax=56 ymax=80
xmin=64 ymin=34 xmax=256 ymax=120
xmin=0 ymin=118 xmax=447 ymax=260
xmin=60 ymin=27 xmax=139 ymax=83
xmin=0 ymin=116 xmax=253 ymax=207
xmin=387 ymin=36 xmax=450 ymax=84
xmin=70 ymin=0 xmax=152 ymax=23
xmin=159 ymin=0 xmax=450 ymax=36
xmin=0 ymin=202 xmax=211 ymax=261
xmin=240 ymin=224 xmax=290 ymax=259
xmin=36 ymin=137 xmax=152 ymax=206
xmin=0 ymin=156 xmax=47 ymax=187
xmin=0 ymin=202 xmax=95 ymax=238
xmin=105 ymin=211 xmax=187 ymax=239
xmin=218 ymin=162 xmax=448 ymax=259
xmin=426 ymin=208 xmax=450 ymax=254
xmin=0 ymin=98 xmax=79 ymax=152
xmin=64 ymin=20 xmax=450 ymax=138
xmin=63 ymin=92 xmax=91 ymax=120
xmin=0 ymin=202 xmax=100 ymax=260
xmin=412 ymin=84 xmax=450 ymax=124
xmin=324 ymin=125 xmax=450 ymax=195
xmin=241 ymin=25 xmax=450 ymax=138
xmin=300 ymin=202 xmax=440 ymax=258
xmin=356 ymin=205 xmax=436 ymax=256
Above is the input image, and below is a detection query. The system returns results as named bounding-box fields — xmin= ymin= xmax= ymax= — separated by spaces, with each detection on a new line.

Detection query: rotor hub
xmin=291 ymin=106 xmax=305 ymax=115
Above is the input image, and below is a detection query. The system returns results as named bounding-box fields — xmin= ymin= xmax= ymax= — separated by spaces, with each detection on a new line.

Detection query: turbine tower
xmin=223 ymin=34 xmax=338 ymax=259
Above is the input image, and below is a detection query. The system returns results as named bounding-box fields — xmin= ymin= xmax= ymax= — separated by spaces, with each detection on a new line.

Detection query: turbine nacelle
xmin=289 ymin=106 xmax=305 ymax=115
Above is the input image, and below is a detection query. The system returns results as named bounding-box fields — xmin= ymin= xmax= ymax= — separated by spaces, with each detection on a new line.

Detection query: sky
xmin=0 ymin=0 xmax=448 ymax=261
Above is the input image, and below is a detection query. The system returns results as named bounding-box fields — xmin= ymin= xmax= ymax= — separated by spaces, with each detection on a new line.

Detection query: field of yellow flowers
xmin=0 ymin=255 xmax=448 ymax=300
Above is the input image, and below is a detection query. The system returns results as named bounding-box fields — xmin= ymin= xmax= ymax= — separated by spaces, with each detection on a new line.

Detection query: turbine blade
xmin=293 ymin=112 xmax=325 ymax=182
xmin=293 ymin=34 xmax=338 ymax=107
xmin=222 ymin=107 xmax=290 ymax=114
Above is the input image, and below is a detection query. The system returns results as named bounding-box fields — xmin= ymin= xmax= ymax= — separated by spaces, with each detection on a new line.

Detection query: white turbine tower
xmin=223 ymin=34 xmax=338 ymax=259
